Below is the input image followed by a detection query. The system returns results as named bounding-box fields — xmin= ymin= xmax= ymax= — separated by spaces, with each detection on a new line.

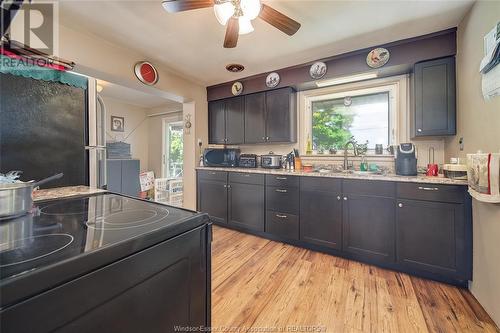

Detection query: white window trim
xmin=298 ymin=75 xmax=409 ymax=156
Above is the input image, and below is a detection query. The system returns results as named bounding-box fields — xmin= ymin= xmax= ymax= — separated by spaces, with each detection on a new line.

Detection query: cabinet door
xmin=225 ymin=97 xmax=244 ymax=144
xmin=106 ymin=159 xmax=122 ymax=193
xmin=198 ymin=180 xmax=227 ymax=224
xmin=300 ymin=179 xmax=342 ymax=250
xmin=228 ymin=182 xmax=264 ymax=232
xmin=208 ymin=100 xmax=225 ymax=144
xmin=244 ymin=92 xmax=266 ymax=143
xmin=265 ymin=88 xmax=296 ymax=143
xmin=121 ymin=159 xmax=140 ymax=197
xmin=414 ymin=56 xmax=456 ymax=137
xmin=396 ymin=199 xmax=468 ymax=278
xmin=342 ymin=195 xmax=395 ymax=263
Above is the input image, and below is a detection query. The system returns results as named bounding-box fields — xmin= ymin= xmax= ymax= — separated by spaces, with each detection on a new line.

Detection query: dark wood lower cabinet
xmin=300 ymin=178 xmax=342 ymax=250
xmin=342 ymin=194 xmax=395 ymax=263
xmin=396 ymin=199 xmax=469 ymax=279
xmin=197 ymin=170 xmax=472 ymax=286
xmin=228 ymin=182 xmax=264 ymax=232
xmin=197 ymin=179 xmax=227 ymax=224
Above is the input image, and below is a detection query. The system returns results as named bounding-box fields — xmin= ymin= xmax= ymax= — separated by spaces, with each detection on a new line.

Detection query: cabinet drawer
xmin=301 ymin=177 xmax=341 ymax=193
xmin=229 ymin=172 xmax=265 ymax=185
xmin=266 ymin=211 xmax=299 ymax=240
xmin=397 ymin=183 xmax=465 ymax=204
xmin=266 ymin=174 xmax=299 ymax=188
xmin=266 ymin=186 xmax=299 ymax=214
xmin=197 ymin=170 xmax=227 ymax=182
xmin=343 ymin=179 xmax=395 ymax=197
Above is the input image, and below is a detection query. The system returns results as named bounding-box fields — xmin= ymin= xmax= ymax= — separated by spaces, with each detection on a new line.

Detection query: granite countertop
xmin=196 ymin=167 xmax=468 ymax=186
xmin=33 ymin=186 xmax=107 ymax=202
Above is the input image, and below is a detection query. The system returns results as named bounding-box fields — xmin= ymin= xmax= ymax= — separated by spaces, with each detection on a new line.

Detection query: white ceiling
xmin=97 ymin=79 xmax=182 ymax=109
xmin=59 ymin=0 xmax=474 ymax=86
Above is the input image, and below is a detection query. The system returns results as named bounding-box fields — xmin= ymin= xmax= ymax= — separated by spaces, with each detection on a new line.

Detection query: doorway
xmin=162 ymin=120 xmax=184 ymax=179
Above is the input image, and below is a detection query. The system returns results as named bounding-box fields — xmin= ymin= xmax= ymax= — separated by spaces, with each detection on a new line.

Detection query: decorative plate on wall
xmin=265 ymin=72 xmax=280 ymax=88
xmin=231 ymin=81 xmax=243 ymax=96
xmin=134 ymin=61 xmax=159 ymax=85
xmin=309 ymin=61 xmax=327 ymax=79
xmin=366 ymin=48 xmax=390 ymax=68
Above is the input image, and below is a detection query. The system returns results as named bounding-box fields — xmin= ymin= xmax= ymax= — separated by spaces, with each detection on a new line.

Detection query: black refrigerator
xmin=0 ymin=73 xmax=103 ymax=188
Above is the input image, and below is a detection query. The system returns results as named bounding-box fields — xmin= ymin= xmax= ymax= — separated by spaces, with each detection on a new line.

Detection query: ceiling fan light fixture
xmin=238 ymin=17 xmax=254 ymax=35
xmin=240 ymin=0 xmax=261 ymax=20
xmin=214 ymin=2 xmax=234 ymax=25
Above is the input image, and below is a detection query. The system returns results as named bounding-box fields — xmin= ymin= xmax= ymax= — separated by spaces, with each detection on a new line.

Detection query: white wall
xmin=444 ymin=1 xmax=500 ymax=326
xmin=102 ymin=96 xmax=150 ymax=171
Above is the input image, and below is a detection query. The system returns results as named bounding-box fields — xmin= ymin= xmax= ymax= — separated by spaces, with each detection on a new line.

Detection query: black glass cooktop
xmin=0 ymin=193 xmax=201 ymax=282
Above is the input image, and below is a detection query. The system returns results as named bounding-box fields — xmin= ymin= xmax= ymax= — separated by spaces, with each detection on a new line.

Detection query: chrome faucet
xmin=343 ymin=140 xmax=358 ymax=170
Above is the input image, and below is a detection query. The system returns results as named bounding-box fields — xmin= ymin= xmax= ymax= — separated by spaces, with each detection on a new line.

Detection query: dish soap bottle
xmin=306 ymin=135 xmax=313 ymax=155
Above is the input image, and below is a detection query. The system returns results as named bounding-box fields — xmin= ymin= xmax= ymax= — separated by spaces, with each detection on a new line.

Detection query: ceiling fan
xmin=162 ymin=0 xmax=301 ymax=48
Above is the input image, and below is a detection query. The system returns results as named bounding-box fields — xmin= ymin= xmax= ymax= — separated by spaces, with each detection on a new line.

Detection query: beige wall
xmin=102 ymin=97 xmax=150 ymax=171
xmin=444 ymin=1 xmax=500 ymax=326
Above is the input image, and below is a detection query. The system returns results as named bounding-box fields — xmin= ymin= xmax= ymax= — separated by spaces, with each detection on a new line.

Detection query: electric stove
xmin=0 ymin=193 xmax=209 ymax=311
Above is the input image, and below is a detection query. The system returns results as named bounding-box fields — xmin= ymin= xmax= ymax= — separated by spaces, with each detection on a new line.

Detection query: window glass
xmin=312 ymin=92 xmax=389 ymax=150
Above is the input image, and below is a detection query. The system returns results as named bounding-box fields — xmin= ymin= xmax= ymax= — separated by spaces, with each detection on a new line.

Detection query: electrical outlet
xmin=197 ymin=139 xmax=202 ymax=147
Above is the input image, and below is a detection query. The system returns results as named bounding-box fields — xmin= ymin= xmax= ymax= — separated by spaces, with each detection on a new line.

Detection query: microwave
xmin=203 ymin=148 xmax=240 ymax=167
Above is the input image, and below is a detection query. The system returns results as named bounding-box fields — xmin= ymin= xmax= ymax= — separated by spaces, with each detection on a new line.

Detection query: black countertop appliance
xmin=0 ymin=193 xmax=211 ymax=332
xmin=395 ymin=143 xmax=418 ymax=176
xmin=203 ymin=148 xmax=240 ymax=167
xmin=238 ymin=154 xmax=257 ymax=168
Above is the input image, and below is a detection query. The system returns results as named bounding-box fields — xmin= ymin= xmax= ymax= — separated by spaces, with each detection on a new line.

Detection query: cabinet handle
xmin=398 ymin=203 xmax=404 ymax=208
xmin=417 ymin=128 xmax=422 ymax=133
xmin=275 ymin=214 xmax=288 ymax=219
xmin=223 ymin=184 xmax=227 ymax=188
xmin=418 ymin=186 xmax=439 ymax=191
xmin=343 ymin=197 xmax=348 ymax=201
xmin=243 ymin=174 xmax=251 ymax=177
xmin=209 ymin=172 xmax=217 ymax=175
xmin=227 ymin=184 xmax=231 ymax=189
xmin=276 ymin=177 xmax=287 ymax=180
xmin=337 ymin=196 xmax=341 ymax=201
xmin=266 ymin=136 xmax=270 ymax=141
xmin=275 ymin=189 xmax=288 ymax=193
xmin=262 ymin=136 xmax=266 ymax=140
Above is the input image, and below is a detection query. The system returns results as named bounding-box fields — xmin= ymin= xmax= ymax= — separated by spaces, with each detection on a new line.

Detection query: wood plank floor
xmin=211 ymin=226 xmax=499 ymax=333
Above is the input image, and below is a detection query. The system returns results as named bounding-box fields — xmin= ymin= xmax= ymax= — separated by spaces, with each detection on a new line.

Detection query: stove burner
xmin=85 ymin=209 xmax=170 ymax=230
xmin=40 ymin=196 xmax=133 ymax=216
xmin=0 ymin=234 xmax=74 ymax=267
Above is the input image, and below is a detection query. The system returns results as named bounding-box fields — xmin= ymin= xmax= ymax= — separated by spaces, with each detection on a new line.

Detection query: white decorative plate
xmin=266 ymin=72 xmax=280 ymax=88
xmin=231 ymin=81 xmax=243 ymax=96
xmin=309 ymin=61 xmax=327 ymax=79
xmin=366 ymin=48 xmax=390 ymax=68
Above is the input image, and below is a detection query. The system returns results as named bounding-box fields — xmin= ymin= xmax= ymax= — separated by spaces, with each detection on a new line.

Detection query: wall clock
xmin=266 ymin=72 xmax=280 ymax=88
xmin=231 ymin=81 xmax=243 ymax=96
xmin=309 ymin=61 xmax=327 ymax=79
xmin=134 ymin=61 xmax=159 ymax=85
xmin=366 ymin=48 xmax=390 ymax=68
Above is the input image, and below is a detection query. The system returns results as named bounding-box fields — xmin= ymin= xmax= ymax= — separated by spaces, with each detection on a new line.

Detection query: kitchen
xmin=1 ymin=0 xmax=500 ymax=332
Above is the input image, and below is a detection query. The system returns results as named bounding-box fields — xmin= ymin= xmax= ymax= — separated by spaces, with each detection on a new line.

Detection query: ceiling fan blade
xmin=224 ymin=17 xmax=239 ymax=48
xmin=259 ymin=4 xmax=301 ymax=36
xmin=162 ymin=0 xmax=213 ymax=13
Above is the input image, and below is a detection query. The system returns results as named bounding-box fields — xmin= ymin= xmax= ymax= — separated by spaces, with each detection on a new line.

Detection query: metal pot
xmin=0 ymin=173 xmax=63 ymax=219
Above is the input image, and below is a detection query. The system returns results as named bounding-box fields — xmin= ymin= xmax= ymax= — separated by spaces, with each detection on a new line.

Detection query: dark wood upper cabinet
xmin=208 ymin=97 xmax=244 ymax=144
xmin=265 ymin=87 xmax=296 ymax=143
xmin=413 ymin=56 xmax=456 ymax=137
xmin=209 ymin=87 xmax=296 ymax=145
xmin=225 ymin=97 xmax=244 ymax=144
xmin=208 ymin=100 xmax=226 ymax=144
xmin=244 ymin=92 xmax=266 ymax=144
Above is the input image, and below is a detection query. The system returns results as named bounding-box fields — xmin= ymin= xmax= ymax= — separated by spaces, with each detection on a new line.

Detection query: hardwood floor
xmin=211 ymin=226 xmax=499 ymax=333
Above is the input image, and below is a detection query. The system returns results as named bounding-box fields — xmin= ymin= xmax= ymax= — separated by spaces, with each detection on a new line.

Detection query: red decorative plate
xmin=134 ymin=61 xmax=159 ymax=85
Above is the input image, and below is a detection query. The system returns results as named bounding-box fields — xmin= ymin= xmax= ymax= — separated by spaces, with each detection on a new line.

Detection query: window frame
xmin=301 ymin=78 xmax=401 ymax=155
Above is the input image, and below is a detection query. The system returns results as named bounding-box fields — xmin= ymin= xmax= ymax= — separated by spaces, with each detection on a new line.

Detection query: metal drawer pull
xmin=209 ymin=172 xmax=217 ymax=175
xmin=418 ymin=186 xmax=439 ymax=191
xmin=276 ymin=177 xmax=287 ymax=180
xmin=275 ymin=214 xmax=288 ymax=219
xmin=275 ymin=189 xmax=288 ymax=193
xmin=243 ymin=174 xmax=251 ymax=177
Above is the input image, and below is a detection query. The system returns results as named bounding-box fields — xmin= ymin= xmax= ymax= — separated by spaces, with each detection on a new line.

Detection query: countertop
xmin=196 ymin=167 xmax=468 ymax=186
xmin=32 ymin=185 xmax=107 ymax=202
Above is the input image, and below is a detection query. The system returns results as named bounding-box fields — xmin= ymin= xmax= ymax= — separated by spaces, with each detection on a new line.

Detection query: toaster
xmin=238 ymin=154 xmax=257 ymax=168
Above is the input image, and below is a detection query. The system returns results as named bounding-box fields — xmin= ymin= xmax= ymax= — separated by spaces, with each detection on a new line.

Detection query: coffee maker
xmin=395 ymin=143 xmax=417 ymax=176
